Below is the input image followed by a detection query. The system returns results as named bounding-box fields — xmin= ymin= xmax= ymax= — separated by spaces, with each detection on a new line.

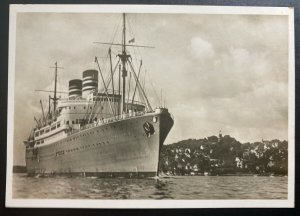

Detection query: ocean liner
xmin=23 ymin=14 xmax=174 ymax=178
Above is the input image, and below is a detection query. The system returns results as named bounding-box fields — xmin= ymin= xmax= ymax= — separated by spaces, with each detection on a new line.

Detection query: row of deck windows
xmin=63 ymin=106 xmax=93 ymax=110
xmin=66 ymin=119 xmax=85 ymax=125
xmin=35 ymin=119 xmax=138 ymax=145
xmin=36 ymin=140 xmax=44 ymax=145
xmin=35 ymin=122 xmax=61 ymax=137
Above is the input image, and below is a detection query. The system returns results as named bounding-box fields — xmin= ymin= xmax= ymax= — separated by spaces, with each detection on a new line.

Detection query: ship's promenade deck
xmin=29 ymin=108 xmax=170 ymax=148
xmin=67 ymin=108 xmax=166 ymax=136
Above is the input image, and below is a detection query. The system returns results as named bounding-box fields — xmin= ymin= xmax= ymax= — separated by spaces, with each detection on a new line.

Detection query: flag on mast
xmin=128 ymin=38 xmax=135 ymax=43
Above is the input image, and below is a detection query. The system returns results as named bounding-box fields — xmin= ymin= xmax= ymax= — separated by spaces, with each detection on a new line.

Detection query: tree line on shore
xmin=159 ymin=134 xmax=288 ymax=176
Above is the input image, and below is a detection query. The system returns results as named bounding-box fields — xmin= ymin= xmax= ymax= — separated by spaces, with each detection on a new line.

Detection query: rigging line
xmin=103 ymin=53 xmax=114 ymax=89
xmin=91 ymin=97 xmax=102 ymax=121
xmin=40 ymin=100 xmax=46 ymax=125
xmin=103 ymin=52 xmax=119 ymax=89
xmin=105 ymin=58 xmax=121 ymax=91
xmin=136 ymin=80 xmax=146 ymax=109
xmin=56 ymin=66 xmax=65 ymax=96
xmin=88 ymin=100 xmax=98 ymax=123
xmin=130 ymin=44 xmax=141 ymax=74
xmin=118 ymin=64 xmax=121 ymax=115
xmin=127 ymin=43 xmax=146 ymax=106
xmin=127 ymin=23 xmax=138 ymax=70
xmin=96 ymin=15 xmax=121 ymax=83
xmin=126 ymin=69 xmax=132 ymax=111
xmin=95 ymin=56 xmax=115 ymax=116
xmin=47 ymin=102 xmax=52 ymax=120
xmin=86 ymin=99 xmax=95 ymax=122
xmin=98 ymin=29 xmax=118 ymax=89
xmin=127 ymin=17 xmax=149 ymax=73
xmin=34 ymin=116 xmax=40 ymax=128
xmin=88 ymin=102 xmax=94 ymax=123
xmin=131 ymin=60 xmax=142 ymax=109
xmin=128 ymin=59 xmax=152 ymax=112
xmin=111 ymin=49 xmax=119 ymax=56
xmin=27 ymin=126 xmax=34 ymax=140
xmin=126 ymin=33 xmax=151 ymax=105
xmin=127 ymin=18 xmax=142 ymax=70
xmin=139 ymin=69 xmax=147 ymax=106
xmin=95 ymin=17 xmax=124 ymax=86
xmin=142 ymin=69 xmax=146 ymax=91
xmin=100 ymin=51 xmax=110 ymax=87
xmin=143 ymin=88 xmax=148 ymax=106
xmin=147 ymin=71 xmax=160 ymax=105
xmin=127 ymin=15 xmax=134 ymax=40
xmin=110 ymin=15 xmax=122 ymax=47
xmin=83 ymin=96 xmax=93 ymax=121
xmin=97 ymin=97 xmax=102 ymax=120
xmin=109 ymin=48 xmax=115 ymax=103
xmin=134 ymin=79 xmax=143 ymax=106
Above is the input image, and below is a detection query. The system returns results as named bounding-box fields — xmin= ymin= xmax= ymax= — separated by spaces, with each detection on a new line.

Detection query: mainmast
xmin=118 ymin=13 xmax=129 ymax=113
xmin=93 ymin=13 xmax=154 ymax=113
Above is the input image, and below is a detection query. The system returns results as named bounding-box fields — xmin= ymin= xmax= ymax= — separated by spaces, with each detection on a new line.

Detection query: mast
xmin=49 ymin=62 xmax=63 ymax=114
xmin=40 ymin=100 xmax=46 ymax=125
xmin=122 ymin=13 xmax=126 ymax=56
xmin=93 ymin=13 xmax=154 ymax=114
xmin=53 ymin=62 xmax=58 ymax=112
xmin=119 ymin=13 xmax=128 ymax=113
xmin=48 ymin=95 xmax=51 ymax=117
xmin=94 ymin=13 xmax=154 ymax=114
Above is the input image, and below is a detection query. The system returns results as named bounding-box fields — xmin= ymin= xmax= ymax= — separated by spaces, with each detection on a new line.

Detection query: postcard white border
xmin=6 ymin=4 xmax=295 ymax=208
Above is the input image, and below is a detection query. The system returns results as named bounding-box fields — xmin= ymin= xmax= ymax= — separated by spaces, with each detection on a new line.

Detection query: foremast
xmin=50 ymin=62 xmax=63 ymax=115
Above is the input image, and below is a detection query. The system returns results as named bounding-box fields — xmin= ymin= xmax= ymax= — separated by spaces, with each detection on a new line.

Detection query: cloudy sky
xmin=12 ymin=12 xmax=289 ymax=165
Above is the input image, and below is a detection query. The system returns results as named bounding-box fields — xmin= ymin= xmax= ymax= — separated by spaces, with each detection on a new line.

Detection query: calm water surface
xmin=13 ymin=174 xmax=287 ymax=199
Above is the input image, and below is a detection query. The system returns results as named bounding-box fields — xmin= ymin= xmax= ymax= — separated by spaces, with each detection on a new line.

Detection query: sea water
xmin=12 ymin=173 xmax=287 ymax=199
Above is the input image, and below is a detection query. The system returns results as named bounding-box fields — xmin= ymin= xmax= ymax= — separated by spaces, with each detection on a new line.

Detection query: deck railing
xmin=68 ymin=110 xmax=148 ymax=135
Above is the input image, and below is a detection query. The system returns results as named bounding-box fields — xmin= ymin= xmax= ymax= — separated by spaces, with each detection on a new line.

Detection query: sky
xmin=12 ymin=12 xmax=289 ymax=165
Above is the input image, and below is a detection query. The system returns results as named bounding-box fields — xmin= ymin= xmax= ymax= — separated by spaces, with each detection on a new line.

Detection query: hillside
xmin=159 ymin=134 xmax=288 ymax=176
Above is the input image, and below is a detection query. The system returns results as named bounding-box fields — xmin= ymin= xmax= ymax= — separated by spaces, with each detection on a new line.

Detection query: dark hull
xmin=25 ymin=110 xmax=173 ymax=178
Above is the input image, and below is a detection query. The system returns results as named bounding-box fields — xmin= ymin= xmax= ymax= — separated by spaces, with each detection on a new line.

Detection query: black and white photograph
xmin=6 ymin=4 xmax=295 ymax=208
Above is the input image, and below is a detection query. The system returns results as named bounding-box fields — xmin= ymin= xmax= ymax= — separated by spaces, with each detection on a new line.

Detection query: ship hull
xmin=25 ymin=110 xmax=173 ymax=178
